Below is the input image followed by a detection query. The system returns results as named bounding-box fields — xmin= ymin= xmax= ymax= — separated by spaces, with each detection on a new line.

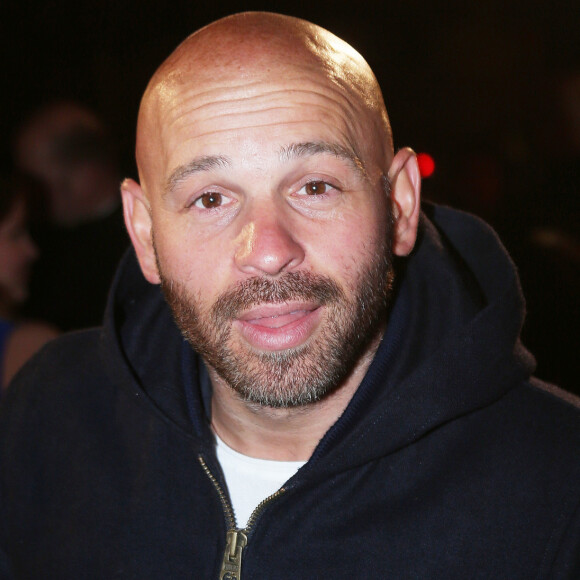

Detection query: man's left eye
xmin=193 ymin=191 xmax=226 ymax=209
xmin=299 ymin=181 xmax=331 ymax=196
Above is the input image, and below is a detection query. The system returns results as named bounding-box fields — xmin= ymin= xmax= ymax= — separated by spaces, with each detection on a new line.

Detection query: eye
xmin=193 ymin=191 xmax=226 ymax=209
xmin=298 ymin=180 xmax=333 ymax=196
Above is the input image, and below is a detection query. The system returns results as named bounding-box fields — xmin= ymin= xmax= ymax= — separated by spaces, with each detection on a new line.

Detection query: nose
xmin=234 ymin=206 xmax=305 ymax=277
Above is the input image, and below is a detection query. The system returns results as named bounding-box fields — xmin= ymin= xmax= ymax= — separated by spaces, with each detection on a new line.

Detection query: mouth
xmin=234 ymin=302 xmax=323 ymax=351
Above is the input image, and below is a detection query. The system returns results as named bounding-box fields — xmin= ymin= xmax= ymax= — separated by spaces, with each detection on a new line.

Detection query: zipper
xmin=198 ymin=454 xmax=286 ymax=580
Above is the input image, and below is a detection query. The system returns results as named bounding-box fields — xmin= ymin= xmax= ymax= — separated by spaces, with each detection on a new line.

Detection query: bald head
xmin=135 ymin=12 xmax=393 ymax=195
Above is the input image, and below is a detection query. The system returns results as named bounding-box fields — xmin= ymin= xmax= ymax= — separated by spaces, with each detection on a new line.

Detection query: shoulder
xmin=521 ymin=378 xmax=580 ymax=428
xmin=2 ymin=328 xmax=103 ymax=402
xmin=515 ymin=381 xmax=580 ymax=574
xmin=505 ymin=378 xmax=580 ymax=441
xmin=452 ymin=378 xmax=580 ymax=497
xmin=494 ymin=379 xmax=580 ymax=481
xmin=3 ymin=321 xmax=60 ymax=386
xmin=530 ymin=379 xmax=580 ymax=409
xmin=0 ymin=328 xmax=114 ymax=448
xmin=11 ymin=327 xmax=103 ymax=383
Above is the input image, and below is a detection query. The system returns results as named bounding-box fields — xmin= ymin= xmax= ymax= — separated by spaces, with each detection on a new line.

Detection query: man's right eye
xmin=193 ymin=192 xmax=224 ymax=209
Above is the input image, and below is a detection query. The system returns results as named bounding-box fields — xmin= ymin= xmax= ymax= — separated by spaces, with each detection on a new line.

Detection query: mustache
xmin=211 ymin=271 xmax=344 ymax=320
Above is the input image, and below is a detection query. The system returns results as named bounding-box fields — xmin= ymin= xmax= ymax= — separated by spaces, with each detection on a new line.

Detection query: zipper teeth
xmin=245 ymin=487 xmax=286 ymax=534
xmin=198 ymin=455 xmax=236 ymax=530
xmin=199 ymin=454 xmax=287 ymax=535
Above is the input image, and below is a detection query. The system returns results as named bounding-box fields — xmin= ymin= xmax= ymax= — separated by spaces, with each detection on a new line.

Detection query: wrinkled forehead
xmin=136 ymin=14 xmax=392 ymax=190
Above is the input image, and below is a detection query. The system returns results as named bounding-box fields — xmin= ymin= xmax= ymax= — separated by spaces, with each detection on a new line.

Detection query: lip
xmin=234 ymin=302 xmax=322 ymax=351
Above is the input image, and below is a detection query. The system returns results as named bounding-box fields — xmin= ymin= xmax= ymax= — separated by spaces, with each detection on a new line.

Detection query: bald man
xmin=1 ymin=13 xmax=579 ymax=579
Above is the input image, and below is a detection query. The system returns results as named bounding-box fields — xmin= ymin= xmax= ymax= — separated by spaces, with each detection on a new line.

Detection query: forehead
xmin=179 ymin=72 xmax=356 ymax=142
xmin=138 ymin=45 xmax=390 ymax=190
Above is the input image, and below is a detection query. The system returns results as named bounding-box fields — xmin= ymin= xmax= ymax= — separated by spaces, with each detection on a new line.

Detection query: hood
xmin=309 ymin=203 xmax=535 ymax=474
xmin=101 ymin=203 xmax=535 ymax=473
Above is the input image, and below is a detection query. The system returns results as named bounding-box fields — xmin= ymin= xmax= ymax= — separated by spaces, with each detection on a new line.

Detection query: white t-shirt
xmin=215 ymin=434 xmax=306 ymax=528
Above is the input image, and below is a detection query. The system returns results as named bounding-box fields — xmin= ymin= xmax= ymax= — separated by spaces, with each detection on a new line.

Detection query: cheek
xmin=152 ymin=213 xmax=199 ymax=277
xmin=307 ymin=209 xmax=388 ymax=284
xmin=153 ymin=224 xmax=232 ymax=308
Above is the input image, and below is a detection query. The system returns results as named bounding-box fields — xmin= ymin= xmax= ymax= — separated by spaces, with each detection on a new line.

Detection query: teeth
xmin=269 ymin=310 xmax=298 ymax=319
xmin=262 ymin=309 xmax=297 ymax=320
xmin=247 ymin=310 xmax=310 ymax=329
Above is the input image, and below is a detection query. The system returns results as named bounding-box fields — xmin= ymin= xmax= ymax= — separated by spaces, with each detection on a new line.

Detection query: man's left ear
xmin=388 ymin=147 xmax=421 ymax=257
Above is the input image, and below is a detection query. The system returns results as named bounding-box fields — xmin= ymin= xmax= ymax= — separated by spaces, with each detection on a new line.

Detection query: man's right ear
xmin=120 ymin=178 xmax=160 ymax=284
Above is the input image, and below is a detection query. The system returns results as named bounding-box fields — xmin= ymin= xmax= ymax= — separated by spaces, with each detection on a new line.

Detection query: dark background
xmin=2 ymin=0 xmax=578 ymax=390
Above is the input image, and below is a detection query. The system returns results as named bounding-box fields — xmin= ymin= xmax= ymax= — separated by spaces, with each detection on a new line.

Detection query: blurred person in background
xmin=428 ymin=70 xmax=580 ymax=395
xmin=514 ymin=69 xmax=580 ymax=394
xmin=0 ymin=175 xmax=58 ymax=393
xmin=14 ymin=101 xmax=128 ymax=331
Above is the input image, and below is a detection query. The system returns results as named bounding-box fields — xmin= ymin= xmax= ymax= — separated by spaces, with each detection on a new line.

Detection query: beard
xmin=157 ymin=217 xmax=394 ymax=409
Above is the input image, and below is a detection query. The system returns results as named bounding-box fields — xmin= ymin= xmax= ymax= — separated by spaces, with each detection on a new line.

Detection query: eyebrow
xmin=164 ymin=140 xmax=367 ymax=198
xmin=278 ymin=141 xmax=367 ymax=178
xmin=165 ymin=155 xmax=231 ymax=197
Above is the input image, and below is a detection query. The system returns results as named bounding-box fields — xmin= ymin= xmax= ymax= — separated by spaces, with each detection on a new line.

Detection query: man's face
xmin=142 ymin=62 xmax=395 ymax=407
xmin=159 ymin=213 xmax=393 ymax=408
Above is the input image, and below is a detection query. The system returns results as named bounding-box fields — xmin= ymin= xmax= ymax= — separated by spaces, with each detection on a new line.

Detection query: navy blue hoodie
xmin=1 ymin=204 xmax=579 ymax=578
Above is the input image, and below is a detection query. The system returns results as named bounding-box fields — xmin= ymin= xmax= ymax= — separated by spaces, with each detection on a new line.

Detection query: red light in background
xmin=417 ymin=153 xmax=435 ymax=178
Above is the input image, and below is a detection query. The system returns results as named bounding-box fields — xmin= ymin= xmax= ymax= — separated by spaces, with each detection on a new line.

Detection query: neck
xmin=209 ymin=333 xmax=382 ymax=461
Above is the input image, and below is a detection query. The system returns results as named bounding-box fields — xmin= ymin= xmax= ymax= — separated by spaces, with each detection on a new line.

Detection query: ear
xmin=120 ymin=178 xmax=160 ymax=284
xmin=387 ymin=147 xmax=421 ymax=256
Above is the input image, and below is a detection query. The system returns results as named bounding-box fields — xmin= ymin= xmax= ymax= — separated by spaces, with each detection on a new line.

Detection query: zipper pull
xmin=219 ymin=529 xmax=248 ymax=580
